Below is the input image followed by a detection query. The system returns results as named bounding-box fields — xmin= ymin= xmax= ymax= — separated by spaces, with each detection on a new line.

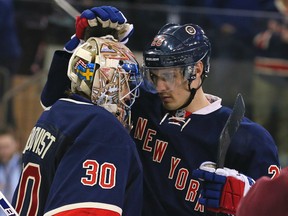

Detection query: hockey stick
xmin=54 ymin=0 xmax=80 ymax=19
xmin=216 ymin=93 xmax=245 ymax=168
xmin=0 ymin=191 xmax=19 ymax=216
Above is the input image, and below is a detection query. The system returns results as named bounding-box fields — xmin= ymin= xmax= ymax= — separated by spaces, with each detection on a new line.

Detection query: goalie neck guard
xmin=67 ymin=36 xmax=142 ymax=130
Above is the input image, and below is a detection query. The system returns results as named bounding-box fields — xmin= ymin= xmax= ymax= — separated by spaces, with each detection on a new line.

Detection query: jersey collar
xmin=192 ymin=94 xmax=222 ymax=115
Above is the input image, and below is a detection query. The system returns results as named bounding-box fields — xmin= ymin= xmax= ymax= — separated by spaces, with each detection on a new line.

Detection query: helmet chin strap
xmin=171 ymin=74 xmax=205 ymax=112
xmin=176 ymin=88 xmax=197 ymax=111
xmin=161 ymin=65 xmax=207 ymax=114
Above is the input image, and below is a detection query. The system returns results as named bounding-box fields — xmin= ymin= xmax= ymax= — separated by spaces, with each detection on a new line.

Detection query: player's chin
xmin=162 ymin=102 xmax=178 ymax=111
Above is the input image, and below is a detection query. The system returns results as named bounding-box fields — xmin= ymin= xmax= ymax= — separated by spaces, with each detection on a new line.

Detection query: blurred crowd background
xmin=1 ymin=0 xmax=288 ymax=169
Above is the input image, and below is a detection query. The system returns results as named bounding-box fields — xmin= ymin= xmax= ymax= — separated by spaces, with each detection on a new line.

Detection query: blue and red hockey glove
xmin=65 ymin=6 xmax=134 ymax=52
xmin=192 ymin=161 xmax=255 ymax=215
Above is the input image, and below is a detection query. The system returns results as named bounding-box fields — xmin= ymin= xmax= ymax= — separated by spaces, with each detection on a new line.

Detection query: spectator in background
xmin=202 ymin=0 xmax=274 ymax=117
xmin=0 ymin=0 xmax=22 ymax=127
xmin=252 ymin=0 xmax=288 ymax=167
xmin=0 ymin=127 xmax=21 ymax=209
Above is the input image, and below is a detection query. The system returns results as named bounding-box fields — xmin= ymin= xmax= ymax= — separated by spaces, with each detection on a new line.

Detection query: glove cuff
xmin=118 ymin=24 xmax=134 ymax=44
xmin=64 ymin=35 xmax=84 ymax=53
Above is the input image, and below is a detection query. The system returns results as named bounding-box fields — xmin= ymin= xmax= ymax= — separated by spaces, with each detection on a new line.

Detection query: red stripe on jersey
xmin=53 ymin=208 xmax=121 ymax=216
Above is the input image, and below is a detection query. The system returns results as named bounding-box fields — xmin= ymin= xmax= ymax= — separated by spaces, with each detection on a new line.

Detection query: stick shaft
xmin=54 ymin=0 xmax=80 ymax=19
xmin=216 ymin=93 xmax=245 ymax=168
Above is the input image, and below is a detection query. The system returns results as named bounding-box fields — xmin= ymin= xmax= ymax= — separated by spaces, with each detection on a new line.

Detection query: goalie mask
xmin=67 ymin=36 xmax=142 ymax=130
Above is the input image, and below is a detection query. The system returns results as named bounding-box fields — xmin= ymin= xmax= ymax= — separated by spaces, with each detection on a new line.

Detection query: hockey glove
xmin=192 ymin=161 xmax=255 ymax=215
xmin=65 ymin=6 xmax=133 ymax=52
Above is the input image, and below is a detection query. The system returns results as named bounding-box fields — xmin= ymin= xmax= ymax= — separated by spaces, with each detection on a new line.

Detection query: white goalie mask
xmin=67 ymin=36 xmax=142 ymax=130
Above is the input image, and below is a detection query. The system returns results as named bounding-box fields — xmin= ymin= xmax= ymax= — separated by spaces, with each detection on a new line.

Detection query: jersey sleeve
xmin=43 ymin=118 xmax=143 ymax=216
xmin=227 ymin=119 xmax=280 ymax=180
xmin=40 ymin=50 xmax=71 ymax=108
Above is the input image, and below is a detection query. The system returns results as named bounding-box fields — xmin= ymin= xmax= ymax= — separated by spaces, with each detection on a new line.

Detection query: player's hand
xmin=192 ymin=161 xmax=255 ymax=215
xmin=65 ymin=6 xmax=133 ymax=52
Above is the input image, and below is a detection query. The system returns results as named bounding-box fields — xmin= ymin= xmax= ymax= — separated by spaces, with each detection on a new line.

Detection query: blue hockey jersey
xmin=39 ymin=50 xmax=280 ymax=216
xmin=130 ymin=88 xmax=280 ymax=216
xmin=12 ymin=94 xmax=143 ymax=216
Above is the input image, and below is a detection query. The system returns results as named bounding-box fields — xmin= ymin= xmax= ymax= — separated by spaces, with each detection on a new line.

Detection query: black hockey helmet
xmin=143 ymin=23 xmax=211 ymax=78
xmin=143 ymin=23 xmax=211 ymax=111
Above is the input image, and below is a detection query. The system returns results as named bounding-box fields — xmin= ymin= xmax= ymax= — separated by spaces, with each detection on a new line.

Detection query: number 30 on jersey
xmin=81 ymin=160 xmax=116 ymax=189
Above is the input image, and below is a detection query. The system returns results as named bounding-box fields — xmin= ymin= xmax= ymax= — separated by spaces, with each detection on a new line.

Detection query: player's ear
xmin=195 ymin=61 xmax=204 ymax=78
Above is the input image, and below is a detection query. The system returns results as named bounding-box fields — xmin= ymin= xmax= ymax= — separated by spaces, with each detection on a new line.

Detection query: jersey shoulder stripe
xmin=44 ymin=202 xmax=122 ymax=216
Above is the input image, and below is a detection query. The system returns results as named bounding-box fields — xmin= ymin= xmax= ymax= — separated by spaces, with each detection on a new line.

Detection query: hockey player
xmin=40 ymin=6 xmax=281 ymax=216
xmin=12 ymin=36 xmax=143 ymax=216
xmin=132 ymin=22 xmax=279 ymax=216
